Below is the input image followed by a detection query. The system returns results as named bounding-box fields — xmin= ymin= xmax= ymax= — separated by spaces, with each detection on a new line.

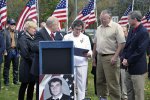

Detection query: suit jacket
xmin=46 ymin=94 xmax=70 ymax=100
xmin=122 ymin=24 xmax=149 ymax=75
xmin=31 ymin=28 xmax=65 ymax=76
xmin=0 ymin=32 xmax=5 ymax=64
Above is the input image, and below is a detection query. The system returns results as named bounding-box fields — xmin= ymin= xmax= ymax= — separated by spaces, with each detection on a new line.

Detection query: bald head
xmin=46 ymin=16 xmax=59 ymax=32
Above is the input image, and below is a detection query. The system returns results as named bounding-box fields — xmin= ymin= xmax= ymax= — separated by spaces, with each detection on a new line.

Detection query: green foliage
xmin=6 ymin=0 xmax=150 ymax=29
xmin=39 ymin=0 xmax=59 ymax=22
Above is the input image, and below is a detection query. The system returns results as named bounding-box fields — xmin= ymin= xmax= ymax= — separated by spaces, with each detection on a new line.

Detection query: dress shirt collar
xmin=52 ymin=93 xmax=63 ymax=100
xmin=45 ymin=26 xmax=55 ymax=36
xmin=132 ymin=24 xmax=140 ymax=33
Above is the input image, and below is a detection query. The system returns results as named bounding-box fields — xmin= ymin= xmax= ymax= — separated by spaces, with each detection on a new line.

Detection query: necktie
xmin=50 ymin=32 xmax=55 ymax=41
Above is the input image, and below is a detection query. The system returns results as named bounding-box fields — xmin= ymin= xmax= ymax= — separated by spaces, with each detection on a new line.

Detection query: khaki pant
xmin=126 ymin=72 xmax=145 ymax=100
xmin=96 ymin=54 xmax=121 ymax=100
xmin=120 ymin=69 xmax=127 ymax=99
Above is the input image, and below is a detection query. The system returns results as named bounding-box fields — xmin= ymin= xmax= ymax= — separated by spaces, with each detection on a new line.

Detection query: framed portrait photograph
xmin=39 ymin=74 xmax=74 ymax=100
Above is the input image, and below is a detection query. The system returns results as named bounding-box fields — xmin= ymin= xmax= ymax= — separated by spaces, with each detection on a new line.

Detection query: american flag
xmin=16 ymin=0 xmax=37 ymax=31
xmin=118 ymin=4 xmax=132 ymax=26
xmin=75 ymin=0 xmax=96 ymax=28
xmin=0 ymin=0 xmax=7 ymax=30
xmin=141 ymin=11 xmax=150 ymax=32
xmin=52 ymin=0 xmax=67 ymax=22
xmin=39 ymin=74 xmax=74 ymax=100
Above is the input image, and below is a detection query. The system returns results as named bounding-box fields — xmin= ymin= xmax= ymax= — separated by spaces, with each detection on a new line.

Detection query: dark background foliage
xmin=7 ymin=0 xmax=150 ymax=29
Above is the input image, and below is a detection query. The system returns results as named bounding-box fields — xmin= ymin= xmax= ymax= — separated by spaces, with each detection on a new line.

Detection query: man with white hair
xmin=31 ymin=16 xmax=64 ymax=100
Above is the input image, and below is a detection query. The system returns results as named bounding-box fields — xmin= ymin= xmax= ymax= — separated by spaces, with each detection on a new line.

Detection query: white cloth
xmin=63 ymin=32 xmax=92 ymax=66
xmin=63 ymin=32 xmax=92 ymax=100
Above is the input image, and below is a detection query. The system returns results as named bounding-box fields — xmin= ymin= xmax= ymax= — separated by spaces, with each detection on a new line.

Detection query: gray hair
xmin=24 ymin=20 xmax=37 ymax=30
xmin=101 ymin=9 xmax=112 ymax=17
xmin=46 ymin=16 xmax=58 ymax=27
xmin=128 ymin=11 xmax=142 ymax=22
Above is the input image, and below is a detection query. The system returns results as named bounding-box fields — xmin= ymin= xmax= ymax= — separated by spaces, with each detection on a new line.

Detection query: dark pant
xmin=0 ymin=63 xmax=2 ymax=90
xmin=36 ymin=77 xmax=39 ymax=100
xmin=18 ymin=82 xmax=35 ymax=100
xmin=3 ymin=49 xmax=19 ymax=84
xmin=148 ymin=57 xmax=150 ymax=78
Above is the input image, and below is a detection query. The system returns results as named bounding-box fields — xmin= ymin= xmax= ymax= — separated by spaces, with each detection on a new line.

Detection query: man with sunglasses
xmin=3 ymin=18 xmax=19 ymax=86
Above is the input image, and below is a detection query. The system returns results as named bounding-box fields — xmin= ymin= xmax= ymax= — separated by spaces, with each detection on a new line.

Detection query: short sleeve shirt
xmin=93 ymin=20 xmax=126 ymax=54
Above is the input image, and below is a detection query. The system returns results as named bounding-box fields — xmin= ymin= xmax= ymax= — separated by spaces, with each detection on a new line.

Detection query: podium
xmin=39 ymin=41 xmax=74 ymax=74
xmin=39 ymin=41 xmax=74 ymax=100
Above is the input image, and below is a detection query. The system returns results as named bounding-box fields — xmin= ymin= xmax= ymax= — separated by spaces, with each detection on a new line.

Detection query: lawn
xmin=0 ymin=61 xmax=150 ymax=100
xmin=86 ymin=61 xmax=150 ymax=100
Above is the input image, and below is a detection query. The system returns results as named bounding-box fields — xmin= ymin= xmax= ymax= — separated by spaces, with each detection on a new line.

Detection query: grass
xmin=0 ymin=61 xmax=150 ymax=100
xmin=85 ymin=60 xmax=150 ymax=100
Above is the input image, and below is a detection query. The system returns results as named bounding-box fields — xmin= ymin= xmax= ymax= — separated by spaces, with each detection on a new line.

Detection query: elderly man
xmin=122 ymin=11 xmax=149 ymax=100
xmin=92 ymin=9 xmax=125 ymax=100
xmin=31 ymin=16 xmax=64 ymax=100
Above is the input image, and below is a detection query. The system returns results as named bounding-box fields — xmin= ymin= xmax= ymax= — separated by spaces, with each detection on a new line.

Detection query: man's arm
xmin=0 ymin=33 xmax=5 ymax=54
xmin=111 ymin=43 xmax=125 ymax=65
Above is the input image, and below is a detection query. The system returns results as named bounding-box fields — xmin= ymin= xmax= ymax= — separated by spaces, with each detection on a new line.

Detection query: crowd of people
xmin=0 ymin=9 xmax=150 ymax=100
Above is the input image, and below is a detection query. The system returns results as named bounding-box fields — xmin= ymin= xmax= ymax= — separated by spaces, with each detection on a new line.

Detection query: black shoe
xmin=4 ymin=83 xmax=9 ymax=86
xmin=13 ymin=81 xmax=19 ymax=85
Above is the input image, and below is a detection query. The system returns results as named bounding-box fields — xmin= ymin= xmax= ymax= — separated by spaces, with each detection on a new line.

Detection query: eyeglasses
xmin=10 ymin=23 xmax=16 ymax=25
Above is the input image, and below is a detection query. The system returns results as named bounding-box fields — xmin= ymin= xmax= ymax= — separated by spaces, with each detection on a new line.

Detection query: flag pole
xmin=132 ymin=0 xmax=135 ymax=11
xmin=36 ymin=0 xmax=40 ymax=30
xmin=75 ymin=0 xmax=77 ymax=17
xmin=94 ymin=0 xmax=98 ymax=27
xmin=66 ymin=0 xmax=68 ymax=33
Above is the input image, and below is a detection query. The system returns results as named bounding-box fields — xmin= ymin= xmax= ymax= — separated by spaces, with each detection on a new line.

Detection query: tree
xmin=6 ymin=0 xmax=150 ymax=29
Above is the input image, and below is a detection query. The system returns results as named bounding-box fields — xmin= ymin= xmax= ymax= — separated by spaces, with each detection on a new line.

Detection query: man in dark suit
xmin=47 ymin=78 xmax=70 ymax=100
xmin=0 ymin=32 xmax=5 ymax=90
xmin=122 ymin=11 xmax=149 ymax=100
xmin=31 ymin=16 xmax=65 ymax=100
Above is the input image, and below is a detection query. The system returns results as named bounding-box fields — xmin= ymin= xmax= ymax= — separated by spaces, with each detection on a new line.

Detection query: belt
xmin=101 ymin=54 xmax=114 ymax=56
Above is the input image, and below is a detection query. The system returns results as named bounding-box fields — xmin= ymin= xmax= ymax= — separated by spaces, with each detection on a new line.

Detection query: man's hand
xmin=83 ymin=52 xmax=91 ymax=58
xmin=122 ymin=59 xmax=128 ymax=66
xmin=110 ymin=55 xmax=117 ymax=65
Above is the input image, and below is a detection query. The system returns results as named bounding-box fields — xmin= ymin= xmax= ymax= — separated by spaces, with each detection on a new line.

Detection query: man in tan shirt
xmin=92 ymin=9 xmax=125 ymax=100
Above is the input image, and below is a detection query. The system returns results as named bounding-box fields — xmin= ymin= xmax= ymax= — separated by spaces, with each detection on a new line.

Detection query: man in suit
xmin=0 ymin=32 xmax=5 ymax=90
xmin=47 ymin=78 xmax=70 ymax=100
xmin=122 ymin=11 xmax=149 ymax=100
xmin=31 ymin=16 xmax=64 ymax=100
